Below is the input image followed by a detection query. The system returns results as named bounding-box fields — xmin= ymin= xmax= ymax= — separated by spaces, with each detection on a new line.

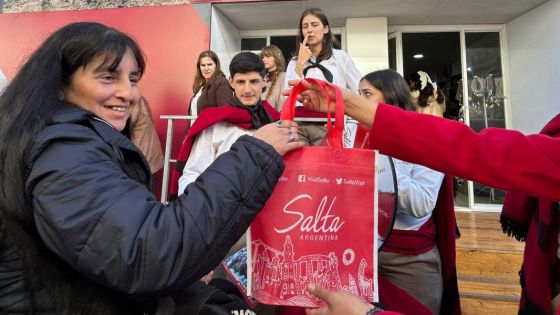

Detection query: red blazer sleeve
xmin=370 ymin=104 xmax=560 ymax=200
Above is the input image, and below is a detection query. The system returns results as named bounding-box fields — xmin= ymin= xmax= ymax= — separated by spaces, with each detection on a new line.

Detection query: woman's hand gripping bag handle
xmin=280 ymin=78 xmax=344 ymax=148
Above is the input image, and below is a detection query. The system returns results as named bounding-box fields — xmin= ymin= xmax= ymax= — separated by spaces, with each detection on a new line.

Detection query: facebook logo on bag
xmin=297 ymin=175 xmax=306 ymax=183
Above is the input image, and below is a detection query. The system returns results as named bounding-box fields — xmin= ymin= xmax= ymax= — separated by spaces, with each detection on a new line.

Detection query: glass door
xmin=393 ymin=27 xmax=507 ymax=210
xmin=464 ymin=32 xmax=507 ymax=206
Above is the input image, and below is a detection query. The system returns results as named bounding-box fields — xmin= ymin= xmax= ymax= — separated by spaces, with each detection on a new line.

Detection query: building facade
xmin=1 ymin=0 xmax=558 ymax=210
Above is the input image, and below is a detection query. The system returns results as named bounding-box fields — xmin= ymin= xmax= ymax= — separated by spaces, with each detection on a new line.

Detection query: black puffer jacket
xmin=0 ymin=106 xmax=284 ymax=314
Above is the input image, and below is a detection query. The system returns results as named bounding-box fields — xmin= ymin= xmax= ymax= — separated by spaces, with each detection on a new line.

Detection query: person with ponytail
xmin=409 ymin=70 xmax=446 ymax=117
xmin=261 ymin=45 xmax=287 ymax=110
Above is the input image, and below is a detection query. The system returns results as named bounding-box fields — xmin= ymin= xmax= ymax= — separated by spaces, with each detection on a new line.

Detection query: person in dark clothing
xmin=0 ymin=22 xmax=302 ymax=314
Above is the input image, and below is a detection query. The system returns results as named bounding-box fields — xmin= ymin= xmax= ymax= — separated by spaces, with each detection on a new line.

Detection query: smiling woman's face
xmin=62 ymin=49 xmax=140 ymax=131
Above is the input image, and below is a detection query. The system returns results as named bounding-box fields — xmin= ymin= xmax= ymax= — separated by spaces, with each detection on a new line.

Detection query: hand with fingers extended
xmin=305 ymin=284 xmax=374 ymax=315
xmin=296 ymin=35 xmax=313 ymax=77
xmin=283 ymin=79 xmax=344 ymax=113
xmin=283 ymin=79 xmax=377 ymax=128
xmin=253 ymin=120 xmax=304 ymax=156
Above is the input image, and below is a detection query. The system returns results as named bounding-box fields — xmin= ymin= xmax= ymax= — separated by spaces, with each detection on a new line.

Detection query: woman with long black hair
xmin=0 ymin=22 xmax=300 ymax=314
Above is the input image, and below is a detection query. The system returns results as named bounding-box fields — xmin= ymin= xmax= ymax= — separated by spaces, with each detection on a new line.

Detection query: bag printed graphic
xmin=247 ymin=79 xmax=378 ymax=307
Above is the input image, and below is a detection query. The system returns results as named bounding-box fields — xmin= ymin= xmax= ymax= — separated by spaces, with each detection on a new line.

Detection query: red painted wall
xmin=0 ymin=5 xmax=210 ymax=197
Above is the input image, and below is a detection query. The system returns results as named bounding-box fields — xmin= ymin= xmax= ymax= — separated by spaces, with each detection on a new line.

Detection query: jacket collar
xmin=49 ymin=104 xmax=152 ymax=188
xmin=51 ymin=104 xmax=140 ymax=153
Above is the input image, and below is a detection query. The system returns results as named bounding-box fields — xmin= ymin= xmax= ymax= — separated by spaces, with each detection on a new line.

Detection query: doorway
xmin=391 ymin=28 xmax=508 ymax=210
xmin=402 ymin=32 xmax=462 ymax=120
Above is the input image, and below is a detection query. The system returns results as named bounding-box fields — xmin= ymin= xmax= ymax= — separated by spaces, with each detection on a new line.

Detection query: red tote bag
xmin=247 ymin=79 xmax=378 ymax=307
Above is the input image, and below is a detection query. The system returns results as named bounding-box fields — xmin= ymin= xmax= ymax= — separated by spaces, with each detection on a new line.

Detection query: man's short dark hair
xmin=229 ymin=52 xmax=265 ymax=78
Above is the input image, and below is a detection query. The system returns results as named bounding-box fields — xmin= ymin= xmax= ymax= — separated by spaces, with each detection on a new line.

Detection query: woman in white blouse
xmin=284 ymin=7 xmax=362 ymax=147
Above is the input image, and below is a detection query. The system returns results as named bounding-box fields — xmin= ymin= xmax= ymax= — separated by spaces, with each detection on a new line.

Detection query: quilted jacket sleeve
xmin=27 ymin=126 xmax=283 ymax=297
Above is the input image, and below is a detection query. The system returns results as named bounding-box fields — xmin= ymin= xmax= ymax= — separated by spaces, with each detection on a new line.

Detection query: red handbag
xmin=247 ymin=79 xmax=378 ymax=307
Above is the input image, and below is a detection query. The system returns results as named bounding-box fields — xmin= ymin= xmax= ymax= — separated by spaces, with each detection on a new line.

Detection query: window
xmin=391 ymin=25 xmax=507 ymax=210
xmin=241 ymin=37 xmax=267 ymax=54
xmin=465 ymin=32 xmax=506 ymax=205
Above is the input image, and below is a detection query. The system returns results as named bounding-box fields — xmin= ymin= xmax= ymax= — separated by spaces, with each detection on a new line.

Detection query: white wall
xmin=345 ymin=17 xmax=388 ymax=75
xmin=506 ymin=0 xmax=560 ymax=134
xmin=210 ymin=6 xmax=240 ymax=78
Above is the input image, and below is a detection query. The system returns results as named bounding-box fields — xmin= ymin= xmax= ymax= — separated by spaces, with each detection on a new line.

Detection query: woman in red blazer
xmin=288 ymin=78 xmax=560 ymax=315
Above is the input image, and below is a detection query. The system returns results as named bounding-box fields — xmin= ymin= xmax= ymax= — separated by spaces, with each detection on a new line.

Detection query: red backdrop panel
xmin=0 ymin=5 xmax=210 ymax=197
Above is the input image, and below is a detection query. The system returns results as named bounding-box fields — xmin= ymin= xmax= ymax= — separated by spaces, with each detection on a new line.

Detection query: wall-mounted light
xmin=467 ymin=67 xmax=472 ymax=71
xmin=413 ymin=54 xmax=424 ymax=59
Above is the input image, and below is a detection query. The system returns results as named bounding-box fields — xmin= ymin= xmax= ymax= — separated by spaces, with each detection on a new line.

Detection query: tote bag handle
xmin=280 ymin=78 xmax=345 ymax=148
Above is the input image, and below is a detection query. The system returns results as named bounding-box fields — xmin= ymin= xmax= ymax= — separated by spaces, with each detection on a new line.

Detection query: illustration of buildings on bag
xmin=250 ymin=235 xmax=373 ymax=306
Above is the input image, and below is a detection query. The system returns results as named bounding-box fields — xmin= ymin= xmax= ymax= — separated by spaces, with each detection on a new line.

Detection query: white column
xmin=210 ymin=6 xmax=241 ymax=78
xmin=345 ymin=17 xmax=388 ymax=74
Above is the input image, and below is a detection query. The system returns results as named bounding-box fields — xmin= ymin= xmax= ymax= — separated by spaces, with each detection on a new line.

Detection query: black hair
xmin=361 ymin=69 xmax=412 ymax=110
xmin=229 ymin=51 xmax=265 ymax=78
xmin=0 ymin=22 xmax=145 ymax=312
xmin=408 ymin=71 xmax=445 ymax=107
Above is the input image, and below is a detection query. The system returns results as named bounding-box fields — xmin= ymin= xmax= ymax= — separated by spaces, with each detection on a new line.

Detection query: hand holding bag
xmin=247 ymin=79 xmax=378 ymax=307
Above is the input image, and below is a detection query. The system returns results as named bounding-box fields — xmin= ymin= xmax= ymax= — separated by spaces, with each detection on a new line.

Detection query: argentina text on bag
xmin=247 ymin=79 xmax=378 ymax=307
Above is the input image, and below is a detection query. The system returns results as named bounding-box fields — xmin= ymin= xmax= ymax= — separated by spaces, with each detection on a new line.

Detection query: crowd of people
xmin=0 ymin=6 xmax=558 ymax=315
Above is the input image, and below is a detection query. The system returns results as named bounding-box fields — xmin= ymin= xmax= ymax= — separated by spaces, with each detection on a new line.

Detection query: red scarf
xmin=380 ymin=176 xmax=460 ymax=315
xmin=168 ymin=102 xmax=279 ymax=199
xmin=378 ymin=275 xmax=433 ymax=315
xmin=501 ymin=113 xmax=560 ymax=315
xmin=382 ymin=218 xmax=437 ymax=255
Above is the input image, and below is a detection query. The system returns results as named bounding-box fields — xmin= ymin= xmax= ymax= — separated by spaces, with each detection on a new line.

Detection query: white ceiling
xmin=214 ymin=0 xmax=549 ymax=30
